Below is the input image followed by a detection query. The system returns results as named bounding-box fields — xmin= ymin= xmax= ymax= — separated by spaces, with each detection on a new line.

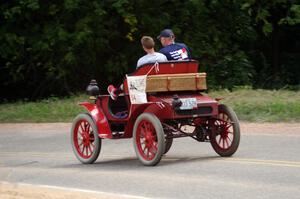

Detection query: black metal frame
xmin=162 ymin=121 xmax=210 ymax=142
xmin=162 ymin=117 xmax=235 ymax=143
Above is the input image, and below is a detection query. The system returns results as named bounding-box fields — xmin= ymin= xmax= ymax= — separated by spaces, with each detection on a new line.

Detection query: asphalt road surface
xmin=0 ymin=123 xmax=300 ymax=199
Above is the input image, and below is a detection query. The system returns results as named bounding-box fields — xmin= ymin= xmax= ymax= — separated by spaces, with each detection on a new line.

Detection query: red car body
xmin=71 ymin=60 xmax=240 ymax=166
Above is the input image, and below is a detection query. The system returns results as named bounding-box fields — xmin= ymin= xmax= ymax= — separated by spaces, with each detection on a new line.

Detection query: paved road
xmin=0 ymin=123 xmax=300 ymax=199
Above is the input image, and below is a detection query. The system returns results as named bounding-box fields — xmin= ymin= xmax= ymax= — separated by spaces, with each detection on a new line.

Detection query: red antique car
xmin=71 ymin=60 xmax=240 ymax=166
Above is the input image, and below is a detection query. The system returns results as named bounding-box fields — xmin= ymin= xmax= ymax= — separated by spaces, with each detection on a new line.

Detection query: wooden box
xmin=146 ymin=73 xmax=207 ymax=92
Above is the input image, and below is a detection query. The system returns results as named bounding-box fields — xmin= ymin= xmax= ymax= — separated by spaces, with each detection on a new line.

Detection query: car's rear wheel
xmin=209 ymin=104 xmax=240 ymax=157
xmin=133 ymin=113 xmax=165 ymax=166
xmin=164 ymin=137 xmax=173 ymax=154
xmin=71 ymin=113 xmax=101 ymax=164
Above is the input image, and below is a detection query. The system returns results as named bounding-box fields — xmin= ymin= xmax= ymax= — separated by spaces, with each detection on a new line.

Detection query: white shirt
xmin=136 ymin=52 xmax=168 ymax=68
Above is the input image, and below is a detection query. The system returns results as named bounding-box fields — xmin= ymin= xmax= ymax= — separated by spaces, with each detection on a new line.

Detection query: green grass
xmin=208 ymin=88 xmax=300 ymax=122
xmin=0 ymin=89 xmax=300 ymax=123
xmin=0 ymin=95 xmax=88 ymax=123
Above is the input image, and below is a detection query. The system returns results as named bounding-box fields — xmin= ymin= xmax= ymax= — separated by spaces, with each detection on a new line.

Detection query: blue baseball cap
xmin=157 ymin=29 xmax=174 ymax=39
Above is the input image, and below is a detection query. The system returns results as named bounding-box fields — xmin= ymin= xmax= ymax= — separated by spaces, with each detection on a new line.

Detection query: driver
xmin=157 ymin=29 xmax=192 ymax=61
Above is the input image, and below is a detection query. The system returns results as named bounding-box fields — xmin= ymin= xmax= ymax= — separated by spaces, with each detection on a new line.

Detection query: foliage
xmin=241 ymin=0 xmax=300 ymax=35
xmin=241 ymin=0 xmax=300 ymax=88
xmin=0 ymin=0 xmax=299 ymax=101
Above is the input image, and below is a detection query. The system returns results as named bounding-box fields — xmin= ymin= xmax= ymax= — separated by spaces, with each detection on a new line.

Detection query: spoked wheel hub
xmin=74 ymin=120 xmax=96 ymax=159
xmin=145 ymin=132 xmax=155 ymax=147
xmin=82 ymin=130 xmax=95 ymax=145
xmin=137 ymin=120 xmax=158 ymax=161
xmin=215 ymin=120 xmax=234 ymax=150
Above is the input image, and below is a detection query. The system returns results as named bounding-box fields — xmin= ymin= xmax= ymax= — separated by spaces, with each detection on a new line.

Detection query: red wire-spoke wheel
xmin=209 ymin=104 xmax=240 ymax=157
xmin=133 ymin=113 xmax=165 ymax=166
xmin=71 ymin=113 xmax=101 ymax=164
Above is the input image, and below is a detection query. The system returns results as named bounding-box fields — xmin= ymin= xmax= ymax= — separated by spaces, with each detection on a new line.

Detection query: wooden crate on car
xmin=146 ymin=73 xmax=207 ymax=92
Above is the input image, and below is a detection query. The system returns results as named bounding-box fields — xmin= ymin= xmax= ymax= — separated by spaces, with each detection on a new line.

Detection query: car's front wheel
xmin=133 ymin=113 xmax=165 ymax=166
xmin=71 ymin=113 xmax=101 ymax=164
xmin=209 ymin=104 xmax=240 ymax=157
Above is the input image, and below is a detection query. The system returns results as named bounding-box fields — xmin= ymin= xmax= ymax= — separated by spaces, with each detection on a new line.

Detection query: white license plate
xmin=180 ymin=98 xmax=197 ymax=110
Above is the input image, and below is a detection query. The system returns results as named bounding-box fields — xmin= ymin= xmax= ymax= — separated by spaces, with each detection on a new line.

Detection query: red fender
xmin=123 ymin=102 xmax=172 ymax=138
xmin=79 ymin=102 xmax=112 ymax=139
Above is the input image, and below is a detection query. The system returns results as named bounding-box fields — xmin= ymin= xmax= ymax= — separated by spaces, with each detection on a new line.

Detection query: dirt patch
xmin=0 ymin=123 xmax=71 ymax=134
xmin=240 ymin=122 xmax=300 ymax=135
xmin=0 ymin=182 xmax=137 ymax=199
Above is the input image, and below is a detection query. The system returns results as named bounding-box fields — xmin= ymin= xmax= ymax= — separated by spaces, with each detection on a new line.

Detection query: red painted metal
xmin=79 ymin=102 xmax=112 ymax=139
xmin=147 ymin=93 xmax=218 ymax=118
xmin=122 ymin=103 xmax=150 ymax=138
xmin=134 ymin=60 xmax=198 ymax=75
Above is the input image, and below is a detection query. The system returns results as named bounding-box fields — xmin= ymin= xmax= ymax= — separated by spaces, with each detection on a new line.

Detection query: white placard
xmin=127 ymin=75 xmax=147 ymax=104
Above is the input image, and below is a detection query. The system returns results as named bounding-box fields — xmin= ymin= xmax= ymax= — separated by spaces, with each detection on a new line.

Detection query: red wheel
xmin=71 ymin=113 xmax=101 ymax=164
xmin=209 ymin=104 xmax=240 ymax=157
xmin=133 ymin=113 xmax=165 ymax=166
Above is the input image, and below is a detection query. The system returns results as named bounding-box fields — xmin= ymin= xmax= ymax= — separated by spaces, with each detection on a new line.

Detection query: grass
xmin=0 ymin=95 xmax=88 ymax=123
xmin=0 ymin=89 xmax=300 ymax=123
xmin=208 ymin=88 xmax=300 ymax=122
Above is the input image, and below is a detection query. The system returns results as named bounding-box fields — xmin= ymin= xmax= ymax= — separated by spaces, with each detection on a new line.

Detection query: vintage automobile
xmin=70 ymin=60 xmax=240 ymax=166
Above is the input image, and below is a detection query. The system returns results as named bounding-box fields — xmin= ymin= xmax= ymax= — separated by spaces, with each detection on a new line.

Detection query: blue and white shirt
xmin=159 ymin=43 xmax=192 ymax=61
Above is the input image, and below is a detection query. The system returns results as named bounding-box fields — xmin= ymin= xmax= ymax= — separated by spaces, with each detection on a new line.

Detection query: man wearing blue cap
xmin=157 ymin=29 xmax=192 ymax=61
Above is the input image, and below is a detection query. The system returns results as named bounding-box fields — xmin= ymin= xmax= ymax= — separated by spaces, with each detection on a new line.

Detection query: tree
xmin=241 ymin=0 xmax=300 ymax=88
xmin=1 ymin=0 xmax=299 ymax=101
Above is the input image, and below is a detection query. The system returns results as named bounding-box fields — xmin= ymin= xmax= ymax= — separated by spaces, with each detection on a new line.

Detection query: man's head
xmin=141 ymin=36 xmax=155 ymax=50
xmin=157 ymin=29 xmax=175 ymax=47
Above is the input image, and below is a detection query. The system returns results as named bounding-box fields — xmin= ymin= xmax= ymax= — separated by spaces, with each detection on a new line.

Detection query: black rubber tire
xmin=164 ymin=137 xmax=173 ymax=154
xmin=210 ymin=104 xmax=240 ymax=157
xmin=133 ymin=113 xmax=165 ymax=166
xmin=71 ymin=113 xmax=101 ymax=164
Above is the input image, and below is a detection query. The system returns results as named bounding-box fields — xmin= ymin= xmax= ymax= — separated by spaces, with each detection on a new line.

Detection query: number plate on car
xmin=180 ymin=98 xmax=197 ymax=110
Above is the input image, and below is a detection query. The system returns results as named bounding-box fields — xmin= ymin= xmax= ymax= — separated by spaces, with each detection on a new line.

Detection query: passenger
xmin=157 ymin=29 xmax=192 ymax=61
xmin=137 ymin=36 xmax=167 ymax=68
xmin=108 ymin=36 xmax=166 ymax=100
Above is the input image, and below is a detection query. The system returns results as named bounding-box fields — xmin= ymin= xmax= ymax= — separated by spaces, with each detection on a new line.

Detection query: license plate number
xmin=180 ymin=98 xmax=197 ymax=110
